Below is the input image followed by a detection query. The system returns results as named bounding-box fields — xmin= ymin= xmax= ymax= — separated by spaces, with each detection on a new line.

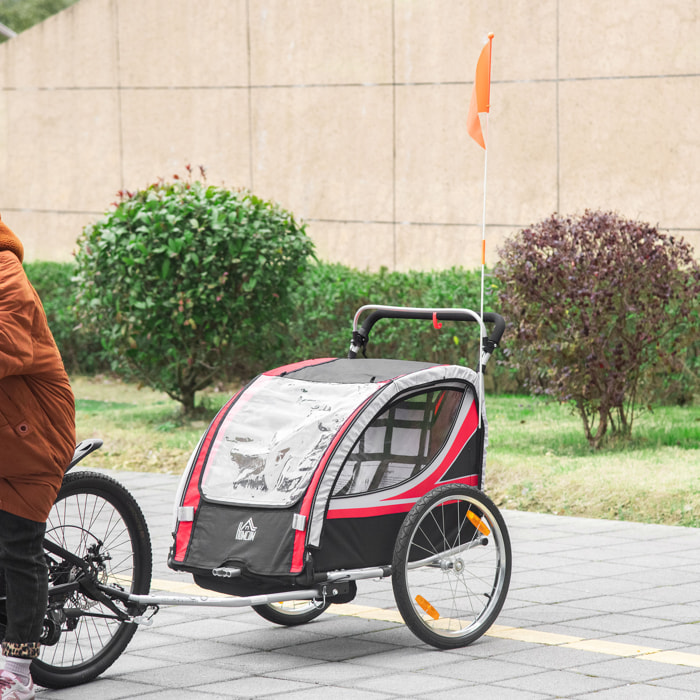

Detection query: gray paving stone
xmin=353 ymin=669 xmax=465 ymax=694
xmin=278 ymin=686 xmax=392 ymax=700
xmin=574 ymin=656 xmax=693 ymax=683
xmin=268 ymin=659 xmax=384 ymax=685
xmin=558 ymin=612 xmax=679 ymax=636
xmin=344 ymin=645 xmax=468 ymax=672
xmin=501 ymin=644 xmax=612 ymax=670
xmin=139 ymin=639 xmax=251 ymax=663
xmin=628 ymin=619 xmax=700 ymax=640
xmin=281 ymin=637 xmax=398 ymax=662
xmin=36 ymin=678 xmax=166 ymax=698
xmin=124 ymin=692 xmax=235 ymax=700
xmin=197 ymin=675 xmax=314 ymax=697
xmin=347 ymin=626 xmax=426 ymax=647
xmin=498 ymin=668 xmax=624 ymax=695
xmin=573 ymin=683 xmax=699 ymax=699
xmin=632 ymin=582 xmax=700 ymax=605
xmin=649 ymin=670 xmax=700 ymax=692
xmin=420 ymin=684 xmax=552 ymax=699
xmin=211 ymin=650 xmax=323 ymax=675
xmin=419 ymin=656 xmax=535 ymax=684
xmin=124 ymin=661 xmax=245 ymax=688
xmin=27 ymin=469 xmax=700 ymax=699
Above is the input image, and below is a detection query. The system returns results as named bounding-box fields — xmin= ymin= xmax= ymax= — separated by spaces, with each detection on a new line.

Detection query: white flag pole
xmin=480 ymin=113 xmax=489 ymax=327
xmin=474 ymin=33 xmax=494 ymax=430
xmin=478 ymin=115 xmax=489 ymax=430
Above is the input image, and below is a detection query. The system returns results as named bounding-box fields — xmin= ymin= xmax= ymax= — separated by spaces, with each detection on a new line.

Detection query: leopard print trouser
xmin=1 ymin=641 xmax=41 ymax=659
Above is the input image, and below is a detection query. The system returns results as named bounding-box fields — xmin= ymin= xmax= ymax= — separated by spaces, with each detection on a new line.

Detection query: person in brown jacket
xmin=0 ymin=215 xmax=75 ymax=699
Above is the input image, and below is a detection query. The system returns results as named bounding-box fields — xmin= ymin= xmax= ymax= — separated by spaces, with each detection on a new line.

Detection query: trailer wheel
xmin=392 ymin=484 xmax=511 ymax=649
xmin=252 ymin=600 xmax=330 ymax=626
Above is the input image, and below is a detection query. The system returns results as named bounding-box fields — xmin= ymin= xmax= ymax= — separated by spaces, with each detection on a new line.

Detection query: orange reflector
xmin=467 ymin=510 xmax=491 ymax=536
xmin=415 ymin=595 xmax=440 ymax=620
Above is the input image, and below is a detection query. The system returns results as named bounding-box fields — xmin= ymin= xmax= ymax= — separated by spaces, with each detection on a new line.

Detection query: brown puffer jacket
xmin=0 ymin=217 xmax=75 ymax=522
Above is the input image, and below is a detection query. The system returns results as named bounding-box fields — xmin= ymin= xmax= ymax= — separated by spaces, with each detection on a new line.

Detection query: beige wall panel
xmin=0 ymin=0 xmax=117 ymax=88
xmin=3 ymin=89 xmax=121 ymax=212
xmin=310 ymin=220 xmax=394 ymax=271
xmin=395 ymin=84 xmax=481 ymax=225
xmin=394 ymin=0 xmax=557 ymax=84
xmin=252 ymin=86 xmax=393 ymax=221
xmin=489 ymin=81 xmax=558 ymax=226
xmin=117 ymin=0 xmax=248 ymax=87
xmin=395 ymin=223 xmax=514 ymax=272
xmin=249 ymin=0 xmax=392 ymax=85
xmin=395 ymin=82 xmax=557 ymax=227
xmin=120 ymin=88 xmax=251 ymax=192
xmin=560 ymin=1 xmax=700 ymax=78
xmin=559 ymin=77 xmax=700 ymax=229
xmin=7 ymin=210 xmax=97 ymax=262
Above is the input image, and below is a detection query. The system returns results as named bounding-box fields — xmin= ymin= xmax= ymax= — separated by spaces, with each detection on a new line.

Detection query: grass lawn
xmin=72 ymin=375 xmax=700 ymax=527
xmin=486 ymin=396 xmax=700 ymax=527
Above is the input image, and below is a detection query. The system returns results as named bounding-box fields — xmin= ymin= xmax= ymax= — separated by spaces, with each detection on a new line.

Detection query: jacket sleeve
xmin=0 ymin=252 xmax=35 ymax=380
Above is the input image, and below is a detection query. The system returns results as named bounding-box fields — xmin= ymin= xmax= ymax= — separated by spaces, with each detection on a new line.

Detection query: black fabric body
xmin=313 ymin=512 xmax=407 ymax=571
xmin=442 ymin=422 xmax=484 ymax=487
xmin=172 ymin=502 xmax=299 ymax=577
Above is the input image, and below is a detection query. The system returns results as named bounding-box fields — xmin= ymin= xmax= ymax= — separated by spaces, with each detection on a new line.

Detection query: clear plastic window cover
xmin=200 ymin=375 xmax=380 ymax=507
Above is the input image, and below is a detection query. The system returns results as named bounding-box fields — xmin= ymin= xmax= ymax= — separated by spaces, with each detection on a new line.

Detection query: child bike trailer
xmin=168 ymin=305 xmax=511 ymax=648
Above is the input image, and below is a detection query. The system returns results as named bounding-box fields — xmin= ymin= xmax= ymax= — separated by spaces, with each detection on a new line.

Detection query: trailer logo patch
xmin=236 ymin=518 xmax=258 ymax=542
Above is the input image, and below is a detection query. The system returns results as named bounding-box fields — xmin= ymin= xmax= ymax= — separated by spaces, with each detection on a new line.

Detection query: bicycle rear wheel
xmin=31 ymin=471 xmax=152 ymax=688
xmin=392 ymin=484 xmax=511 ymax=649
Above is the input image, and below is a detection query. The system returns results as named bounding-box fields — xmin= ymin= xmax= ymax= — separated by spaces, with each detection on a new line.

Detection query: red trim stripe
xmin=172 ymin=384 xmax=248 ymax=562
xmin=327 ymin=475 xmax=480 ymax=520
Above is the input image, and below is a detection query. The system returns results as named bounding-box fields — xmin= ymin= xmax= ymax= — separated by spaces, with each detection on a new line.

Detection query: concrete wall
xmin=1 ymin=0 xmax=698 ymax=268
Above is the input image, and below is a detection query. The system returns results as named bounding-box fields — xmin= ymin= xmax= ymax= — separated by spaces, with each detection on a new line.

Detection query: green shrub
xmin=24 ymin=261 xmax=107 ymax=374
xmin=494 ymin=210 xmax=700 ymax=448
xmin=74 ymin=175 xmax=314 ymax=414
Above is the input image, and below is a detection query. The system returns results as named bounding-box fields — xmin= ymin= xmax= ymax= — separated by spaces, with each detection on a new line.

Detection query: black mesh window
xmin=332 ymin=388 xmax=464 ymax=496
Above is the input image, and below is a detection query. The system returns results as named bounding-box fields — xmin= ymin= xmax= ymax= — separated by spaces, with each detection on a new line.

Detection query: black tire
xmin=251 ymin=600 xmax=330 ymax=626
xmin=392 ymin=484 xmax=511 ymax=649
xmin=31 ymin=471 xmax=152 ymax=689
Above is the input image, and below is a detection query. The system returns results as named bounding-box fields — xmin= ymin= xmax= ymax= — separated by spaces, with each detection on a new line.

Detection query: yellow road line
xmin=147 ymin=578 xmax=700 ymax=668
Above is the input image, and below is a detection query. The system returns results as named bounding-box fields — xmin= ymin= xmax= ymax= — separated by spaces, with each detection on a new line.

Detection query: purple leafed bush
xmin=494 ymin=210 xmax=700 ymax=448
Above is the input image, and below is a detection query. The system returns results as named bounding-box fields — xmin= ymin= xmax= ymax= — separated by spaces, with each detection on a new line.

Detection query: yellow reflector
xmin=415 ymin=595 xmax=440 ymax=620
xmin=467 ymin=510 xmax=491 ymax=536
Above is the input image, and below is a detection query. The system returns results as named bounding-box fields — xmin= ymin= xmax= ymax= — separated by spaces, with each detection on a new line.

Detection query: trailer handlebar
xmin=348 ymin=305 xmax=505 ymax=360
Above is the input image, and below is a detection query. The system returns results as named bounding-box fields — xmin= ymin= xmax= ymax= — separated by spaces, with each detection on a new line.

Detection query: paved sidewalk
xmin=20 ymin=469 xmax=700 ymax=698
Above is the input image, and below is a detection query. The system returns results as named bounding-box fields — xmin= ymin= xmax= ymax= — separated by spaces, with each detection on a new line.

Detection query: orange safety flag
xmin=467 ymin=33 xmax=494 ymax=149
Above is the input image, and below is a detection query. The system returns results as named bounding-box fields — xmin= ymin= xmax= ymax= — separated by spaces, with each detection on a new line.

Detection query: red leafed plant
xmin=494 ymin=210 xmax=700 ymax=448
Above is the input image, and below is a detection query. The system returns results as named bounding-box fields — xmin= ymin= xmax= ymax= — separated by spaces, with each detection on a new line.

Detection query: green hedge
xmin=25 ymin=260 xmax=514 ymax=389
xmin=24 ymin=261 xmax=108 ymax=374
xmin=28 ymin=259 xmax=695 ymax=403
xmin=277 ymin=263 xmax=515 ymax=392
